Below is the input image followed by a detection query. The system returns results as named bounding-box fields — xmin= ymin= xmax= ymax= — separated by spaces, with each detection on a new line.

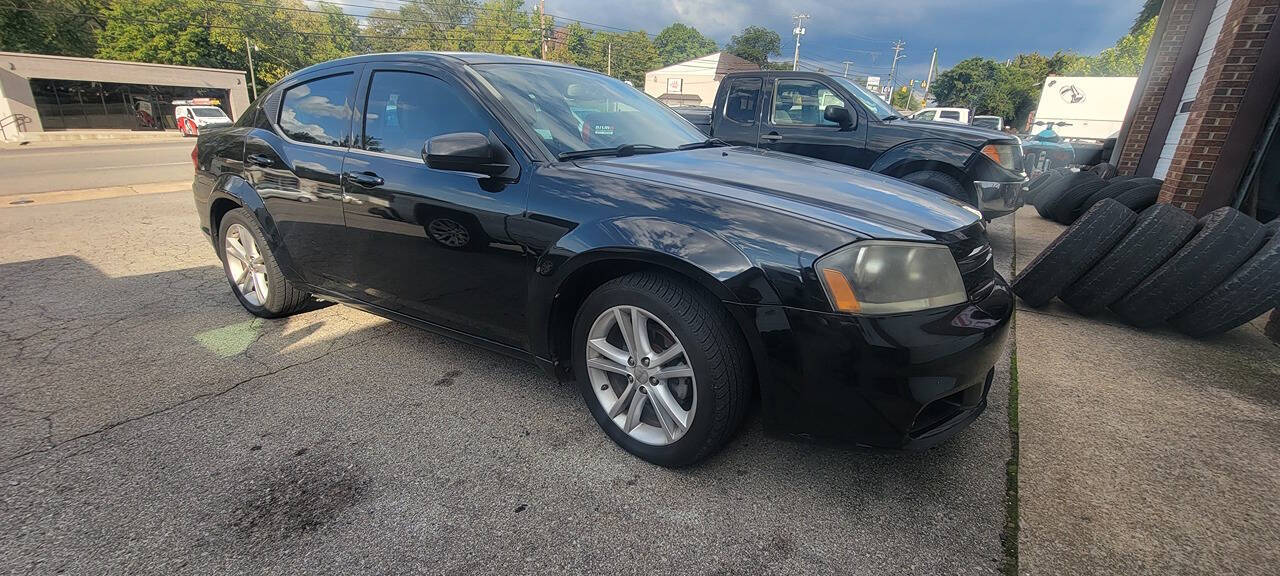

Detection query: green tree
xmin=890 ymin=86 xmax=921 ymax=110
xmin=724 ymin=25 xmax=780 ymax=66
xmin=1065 ymin=16 xmax=1156 ymax=76
xmin=1132 ymin=0 xmax=1162 ymax=34
xmin=0 ymin=0 xmax=106 ymax=57
xmin=466 ymin=0 xmax=538 ymax=57
xmin=652 ymin=23 xmax=717 ymax=66
xmin=96 ymin=0 xmax=240 ymax=70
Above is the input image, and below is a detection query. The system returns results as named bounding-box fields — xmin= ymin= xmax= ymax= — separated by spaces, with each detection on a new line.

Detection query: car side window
xmin=772 ymin=79 xmax=846 ymax=126
xmin=940 ymin=110 xmax=961 ymax=121
xmin=916 ymin=110 xmax=936 ymax=121
xmin=722 ymin=77 xmax=761 ymax=125
xmin=278 ymin=73 xmax=353 ymax=147
xmin=362 ymin=71 xmax=490 ymax=160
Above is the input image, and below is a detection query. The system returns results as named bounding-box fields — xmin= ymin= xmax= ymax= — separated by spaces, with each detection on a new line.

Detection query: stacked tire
xmin=1022 ymin=166 xmax=1163 ymax=226
xmin=1011 ymin=200 xmax=1280 ymax=338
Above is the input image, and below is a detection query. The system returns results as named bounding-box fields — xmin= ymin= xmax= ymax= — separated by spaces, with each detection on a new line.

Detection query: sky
xmin=336 ymin=0 xmax=1145 ymax=83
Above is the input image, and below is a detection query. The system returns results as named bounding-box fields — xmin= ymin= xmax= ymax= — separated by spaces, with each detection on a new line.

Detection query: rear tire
xmin=218 ymin=208 xmax=311 ymax=318
xmin=1011 ymin=199 xmax=1137 ymax=307
xmin=1111 ymin=207 xmax=1268 ymax=327
xmin=572 ymin=272 xmax=751 ymax=467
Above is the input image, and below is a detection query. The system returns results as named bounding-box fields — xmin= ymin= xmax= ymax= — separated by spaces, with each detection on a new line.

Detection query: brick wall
xmin=1116 ymin=0 xmax=1200 ymax=176
xmin=1159 ymin=0 xmax=1278 ymax=212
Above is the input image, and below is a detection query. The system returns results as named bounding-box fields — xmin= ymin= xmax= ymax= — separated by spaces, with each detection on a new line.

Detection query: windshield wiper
xmin=882 ymin=115 xmax=901 ymax=121
xmin=557 ymin=144 xmax=671 ymax=161
xmin=676 ymin=138 xmax=731 ymax=150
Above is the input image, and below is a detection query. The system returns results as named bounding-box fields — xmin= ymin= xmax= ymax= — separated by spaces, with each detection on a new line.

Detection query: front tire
xmin=572 ymin=272 xmax=751 ymax=467
xmin=218 ymin=208 xmax=311 ymax=318
xmin=901 ymin=170 xmax=972 ymax=206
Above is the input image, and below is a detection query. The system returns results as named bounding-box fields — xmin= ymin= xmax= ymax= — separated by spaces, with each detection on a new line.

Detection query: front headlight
xmin=981 ymin=143 xmax=1023 ymax=172
xmin=815 ymin=241 xmax=968 ymax=315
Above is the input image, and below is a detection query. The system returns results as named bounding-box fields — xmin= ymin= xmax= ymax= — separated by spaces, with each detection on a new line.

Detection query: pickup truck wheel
xmin=901 ymin=170 xmax=972 ymax=206
xmin=218 ymin=208 xmax=311 ymax=318
xmin=1111 ymin=207 xmax=1268 ymax=328
xmin=1011 ymin=199 xmax=1137 ymax=307
xmin=572 ymin=272 xmax=751 ymax=467
xmin=1168 ymin=222 xmax=1280 ymax=337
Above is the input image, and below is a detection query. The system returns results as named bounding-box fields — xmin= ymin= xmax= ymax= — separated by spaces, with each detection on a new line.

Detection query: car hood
xmin=897 ymin=118 xmax=1011 ymax=144
xmin=575 ymin=147 xmax=980 ymax=241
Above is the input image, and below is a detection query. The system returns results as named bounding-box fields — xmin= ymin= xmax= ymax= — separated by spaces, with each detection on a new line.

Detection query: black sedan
xmin=191 ymin=53 xmax=1012 ymax=467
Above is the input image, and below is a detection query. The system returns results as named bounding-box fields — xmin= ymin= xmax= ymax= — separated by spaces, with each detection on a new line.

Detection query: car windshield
xmin=830 ymin=76 xmax=898 ymax=120
xmin=473 ymin=63 xmax=707 ymax=158
xmin=192 ymin=107 xmax=228 ymax=118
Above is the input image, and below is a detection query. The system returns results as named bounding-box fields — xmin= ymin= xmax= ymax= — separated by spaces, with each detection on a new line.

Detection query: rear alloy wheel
xmin=573 ymin=272 xmax=750 ymax=467
xmin=218 ymin=207 xmax=311 ymax=318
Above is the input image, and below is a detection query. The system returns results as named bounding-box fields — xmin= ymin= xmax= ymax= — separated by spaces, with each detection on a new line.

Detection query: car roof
xmin=723 ymin=70 xmax=832 ymax=79
xmin=283 ymin=51 xmax=584 ymax=83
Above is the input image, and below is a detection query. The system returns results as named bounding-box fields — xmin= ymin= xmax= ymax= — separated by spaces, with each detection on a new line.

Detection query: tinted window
xmin=723 ymin=77 xmax=761 ymax=124
xmin=916 ymin=110 xmax=936 ymax=121
xmin=362 ymin=71 xmax=489 ymax=159
xmin=192 ymin=107 xmax=227 ymax=118
xmin=940 ymin=110 xmax=961 ymax=121
xmin=279 ymin=73 xmax=353 ymax=147
xmin=772 ymin=79 xmax=846 ymax=126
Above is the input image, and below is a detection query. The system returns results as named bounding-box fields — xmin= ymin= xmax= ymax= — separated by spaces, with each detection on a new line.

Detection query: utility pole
xmin=791 ymin=13 xmax=810 ymax=71
xmin=923 ymin=47 xmax=937 ymax=105
xmin=842 ymin=60 xmax=855 ymax=77
xmin=244 ymin=38 xmax=258 ymax=101
xmin=539 ymin=0 xmax=547 ymax=60
xmin=886 ymin=40 xmax=905 ymax=99
xmin=607 ymin=42 xmax=612 ymax=76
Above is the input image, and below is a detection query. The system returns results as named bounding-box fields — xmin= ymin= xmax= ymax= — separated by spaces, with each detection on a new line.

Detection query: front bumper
xmin=726 ymin=275 xmax=1013 ymax=449
xmin=974 ymin=180 xmax=1026 ymax=219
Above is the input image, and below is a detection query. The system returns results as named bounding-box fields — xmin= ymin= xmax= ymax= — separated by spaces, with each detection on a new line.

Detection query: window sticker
xmin=385 ymin=93 xmax=400 ymax=128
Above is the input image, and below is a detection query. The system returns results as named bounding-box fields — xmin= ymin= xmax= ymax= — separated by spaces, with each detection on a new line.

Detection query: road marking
xmin=2 ymin=181 xmax=190 ymax=207
xmin=8 ymin=162 xmax=190 ymax=176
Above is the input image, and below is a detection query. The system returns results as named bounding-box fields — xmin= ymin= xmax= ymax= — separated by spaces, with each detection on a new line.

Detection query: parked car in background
xmin=192 ymin=53 xmax=1013 ymax=467
xmin=175 ymin=102 xmax=232 ymax=136
xmin=971 ymin=115 xmax=1004 ymax=131
xmin=688 ymin=70 xmax=1026 ymax=219
xmin=912 ymin=107 xmax=971 ymax=124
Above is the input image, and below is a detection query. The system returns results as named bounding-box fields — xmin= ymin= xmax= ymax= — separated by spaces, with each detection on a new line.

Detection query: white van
xmin=174 ymin=104 xmax=232 ymax=136
xmin=911 ymin=107 xmax=970 ymax=124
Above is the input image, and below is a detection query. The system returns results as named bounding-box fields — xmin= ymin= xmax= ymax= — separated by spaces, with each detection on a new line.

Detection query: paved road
xmin=0 ymin=192 xmax=1014 ymax=575
xmin=0 ymin=141 xmax=193 ymax=196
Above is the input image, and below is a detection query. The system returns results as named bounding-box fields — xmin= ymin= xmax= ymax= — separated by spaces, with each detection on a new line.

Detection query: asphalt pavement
xmin=0 ymin=189 xmax=1015 ymax=575
xmin=0 ymin=141 xmax=194 ymax=196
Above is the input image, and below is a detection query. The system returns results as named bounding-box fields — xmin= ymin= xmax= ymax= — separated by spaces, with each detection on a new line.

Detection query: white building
xmin=643 ymin=52 xmax=759 ymax=107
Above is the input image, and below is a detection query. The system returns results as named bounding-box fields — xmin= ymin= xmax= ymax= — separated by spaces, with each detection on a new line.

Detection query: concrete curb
xmin=2 ymin=181 xmax=190 ymax=207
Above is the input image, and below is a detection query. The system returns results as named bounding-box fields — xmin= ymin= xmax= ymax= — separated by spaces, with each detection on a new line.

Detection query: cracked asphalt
xmin=1 ymin=190 xmax=1014 ymax=575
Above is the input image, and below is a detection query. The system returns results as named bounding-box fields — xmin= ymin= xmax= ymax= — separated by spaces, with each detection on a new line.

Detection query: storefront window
xmin=27 ymin=79 xmax=231 ymax=131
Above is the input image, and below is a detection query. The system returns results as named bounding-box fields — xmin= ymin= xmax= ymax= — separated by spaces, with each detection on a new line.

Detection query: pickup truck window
xmin=831 ymin=76 xmax=897 ymax=120
xmin=474 ymin=64 xmax=705 ymax=157
xmin=772 ymin=79 xmax=845 ymax=126
xmin=278 ymin=73 xmax=353 ymax=148
xmin=940 ymin=110 xmax=961 ymax=121
xmin=723 ymin=77 xmax=761 ymax=125
xmin=915 ymin=110 xmax=936 ymax=121
xmin=362 ymin=71 xmax=489 ymax=159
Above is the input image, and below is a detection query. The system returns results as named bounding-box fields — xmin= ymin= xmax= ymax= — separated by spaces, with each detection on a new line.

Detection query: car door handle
xmin=760 ymin=133 xmax=783 ymax=142
xmin=345 ymin=171 xmax=384 ymax=188
xmin=246 ymin=153 xmax=274 ymax=167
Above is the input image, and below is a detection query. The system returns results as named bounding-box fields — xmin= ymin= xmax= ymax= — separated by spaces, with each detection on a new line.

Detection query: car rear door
xmin=757 ymin=77 xmax=872 ymax=168
xmin=242 ymin=65 xmax=360 ymax=293
xmin=339 ymin=63 xmax=532 ymax=349
xmin=711 ymin=76 xmax=762 ymax=146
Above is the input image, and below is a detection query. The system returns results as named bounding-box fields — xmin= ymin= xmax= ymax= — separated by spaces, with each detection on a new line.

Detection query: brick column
xmin=1116 ymin=0 xmax=1200 ymax=176
xmin=1159 ymin=0 xmax=1278 ymax=213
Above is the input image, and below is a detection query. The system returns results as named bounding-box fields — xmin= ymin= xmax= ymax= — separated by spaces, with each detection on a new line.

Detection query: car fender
xmin=208 ymin=174 xmax=306 ymax=283
xmin=870 ymin=138 xmax=978 ymax=182
xmin=527 ymin=216 xmax=782 ymax=382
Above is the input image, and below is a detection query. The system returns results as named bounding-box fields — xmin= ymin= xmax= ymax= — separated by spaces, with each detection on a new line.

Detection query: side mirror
xmin=824 ymin=105 xmax=856 ymax=130
xmin=424 ymin=132 xmax=511 ymax=177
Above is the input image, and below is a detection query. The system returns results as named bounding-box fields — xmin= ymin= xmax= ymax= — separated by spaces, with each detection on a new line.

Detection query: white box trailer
xmin=1031 ymin=76 xmax=1137 ymax=141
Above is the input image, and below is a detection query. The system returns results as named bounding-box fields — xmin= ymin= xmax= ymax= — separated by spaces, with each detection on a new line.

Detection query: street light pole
xmin=791 ymin=13 xmax=809 ymax=71
xmin=245 ymin=38 xmax=258 ymax=101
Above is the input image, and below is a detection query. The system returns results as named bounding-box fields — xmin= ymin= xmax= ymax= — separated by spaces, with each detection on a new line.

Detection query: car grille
xmin=930 ymin=222 xmax=996 ymax=299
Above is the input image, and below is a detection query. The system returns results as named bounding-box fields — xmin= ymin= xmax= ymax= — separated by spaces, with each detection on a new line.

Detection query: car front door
xmin=242 ymin=66 xmax=360 ymax=293
xmin=712 ymin=76 xmax=762 ymax=146
xmin=758 ymin=77 xmax=872 ymax=168
xmin=339 ymin=64 xmax=532 ymax=349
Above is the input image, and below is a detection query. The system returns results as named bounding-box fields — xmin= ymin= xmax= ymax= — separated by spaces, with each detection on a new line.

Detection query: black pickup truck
xmin=679 ymin=71 xmax=1027 ymax=218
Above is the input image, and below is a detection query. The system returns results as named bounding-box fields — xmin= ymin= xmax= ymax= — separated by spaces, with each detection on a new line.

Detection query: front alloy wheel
xmin=572 ymin=272 xmax=751 ymax=467
xmin=586 ymin=305 xmax=697 ymax=445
